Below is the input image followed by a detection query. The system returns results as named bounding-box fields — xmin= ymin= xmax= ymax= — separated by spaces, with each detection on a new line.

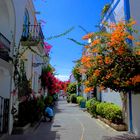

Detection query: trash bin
xmin=80 ymin=101 xmax=86 ymax=108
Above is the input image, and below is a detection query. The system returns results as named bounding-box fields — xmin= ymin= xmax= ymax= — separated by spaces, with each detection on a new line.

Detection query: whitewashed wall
xmin=0 ymin=0 xmax=15 ymax=100
xmin=131 ymin=94 xmax=140 ymax=135
xmin=130 ymin=0 xmax=140 ymax=40
xmin=101 ymin=89 xmax=122 ymax=107
xmin=0 ymin=0 xmax=15 ymax=42
xmin=0 ymin=66 xmax=11 ymax=98
xmin=129 ymin=0 xmax=140 ymax=135
xmin=12 ymin=0 xmax=28 ymax=47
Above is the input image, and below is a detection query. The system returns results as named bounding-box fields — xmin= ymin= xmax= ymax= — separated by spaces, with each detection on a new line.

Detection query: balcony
xmin=0 ymin=33 xmax=11 ymax=62
xmin=20 ymin=24 xmax=44 ymax=47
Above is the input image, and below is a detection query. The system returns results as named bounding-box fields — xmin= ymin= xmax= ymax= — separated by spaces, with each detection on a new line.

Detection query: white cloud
xmin=55 ymin=75 xmax=69 ymax=81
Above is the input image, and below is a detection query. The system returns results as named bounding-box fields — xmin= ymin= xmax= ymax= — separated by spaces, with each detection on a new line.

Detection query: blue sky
xmin=34 ymin=0 xmax=110 ymax=81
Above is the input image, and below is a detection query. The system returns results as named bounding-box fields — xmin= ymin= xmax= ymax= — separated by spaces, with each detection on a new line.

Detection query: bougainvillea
xmin=79 ymin=20 xmax=140 ymax=93
xmin=40 ymin=65 xmax=69 ymax=95
xmin=44 ymin=42 xmax=52 ymax=55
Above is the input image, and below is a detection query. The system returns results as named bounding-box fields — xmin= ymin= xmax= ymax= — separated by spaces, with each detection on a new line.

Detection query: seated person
xmin=44 ymin=106 xmax=54 ymax=122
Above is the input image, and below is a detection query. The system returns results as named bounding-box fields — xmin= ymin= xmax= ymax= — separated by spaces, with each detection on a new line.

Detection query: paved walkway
xmin=1 ymin=97 xmax=134 ymax=140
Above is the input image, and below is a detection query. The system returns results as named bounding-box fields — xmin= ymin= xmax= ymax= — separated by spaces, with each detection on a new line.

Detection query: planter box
xmin=12 ymin=123 xmax=31 ymax=134
xmin=97 ymin=116 xmax=127 ymax=131
xmin=104 ymin=119 xmax=111 ymax=126
xmin=111 ymin=123 xmax=127 ymax=131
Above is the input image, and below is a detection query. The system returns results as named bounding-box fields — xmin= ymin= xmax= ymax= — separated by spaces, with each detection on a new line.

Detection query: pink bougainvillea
xmin=44 ymin=42 xmax=52 ymax=55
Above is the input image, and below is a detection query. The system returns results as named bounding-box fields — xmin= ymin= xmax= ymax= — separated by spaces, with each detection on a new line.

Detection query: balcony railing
xmin=0 ymin=33 xmax=11 ymax=62
xmin=20 ymin=24 xmax=44 ymax=47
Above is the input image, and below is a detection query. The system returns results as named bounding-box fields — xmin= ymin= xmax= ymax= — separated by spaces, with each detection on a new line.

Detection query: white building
xmin=99 ymin=0 xmax=140 ymax=136
xmin=0 ymin=0 xmax=47 ymax=134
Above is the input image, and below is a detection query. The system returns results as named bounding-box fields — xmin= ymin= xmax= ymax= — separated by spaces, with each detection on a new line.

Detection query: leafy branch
xmin=78 ymin=25 xmax=89 ymax=34
xmin=67 ymin=38 xmax=87 ymax=46
xmin=46 ymin=27 xmax=75 ymax=40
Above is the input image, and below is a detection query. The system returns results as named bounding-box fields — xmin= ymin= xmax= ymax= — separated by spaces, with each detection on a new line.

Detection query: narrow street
xmin=2 ymin=97 xmax=123 ymax=140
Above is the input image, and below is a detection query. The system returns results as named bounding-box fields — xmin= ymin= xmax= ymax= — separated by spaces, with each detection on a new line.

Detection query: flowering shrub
xmin=80 ymin=20 xmax=140 ymax=93
xmin=40 ymin=65 xmax=69 ymax=95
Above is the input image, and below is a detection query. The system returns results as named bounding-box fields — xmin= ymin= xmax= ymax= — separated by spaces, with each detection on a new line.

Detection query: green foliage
xmin=42 ymin=64 xmax=55 ymax=73
xmin=17 ymin=97 xmax=45 ymax=126
xmin=78 ymin=25 xmax=89 ymax=34
xmin=67 ymin=38 xmax=86 ymax=46
xmin=37 ymin=98 xmax=45 ymax=113
xmin=18 ymin=60 xmax=32 ymax=97
xmin=70 ymin=94 xmax=77 ymax=103
xmin=86 ymin=98 xmax=123 ymax=124
xmin=89 ymin=100 xmax=100 ymax=117
xmin=44 ymin=96 xmax=53 ymax=106
xmin=101 ymin=4 xmax=110 ymax=18
xmin=67 ymin=95 xmax=70 ymax=103
xmin=46 ymin=27 xmax=75 ymax=40
xmin=96 ymin=102 xmax=123 ymax=124
xmin=72 ymin=63 xmax=82 ymax=83
xmin=67 ymin=83 xmax=77 ymax=94
xmin=86 ymin=98 xmax=96 ymax=109
xmin=77 ymin=96 xmax=86 ymax=105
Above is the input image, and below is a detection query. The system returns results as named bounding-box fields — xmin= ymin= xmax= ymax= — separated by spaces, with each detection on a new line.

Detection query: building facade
xmin=0 ymin=0 xmax=47 ymax=134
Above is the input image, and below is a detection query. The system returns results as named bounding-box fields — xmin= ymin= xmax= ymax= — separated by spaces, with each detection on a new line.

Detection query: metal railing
xmin=21 ymin=24 xmax=44 ymax=44
xmin=0 ymin=96 xmax=9 ymax=134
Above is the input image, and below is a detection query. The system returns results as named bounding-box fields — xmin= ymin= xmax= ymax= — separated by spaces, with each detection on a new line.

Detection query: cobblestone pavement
xmin=1 ymin=97 xmax=140 ymax=140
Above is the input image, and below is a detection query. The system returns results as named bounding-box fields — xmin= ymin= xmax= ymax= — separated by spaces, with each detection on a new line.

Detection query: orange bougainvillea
xmin=131 ymin=75 xmax=140 ymax=85
xmin=91 ymin=39 xmax=100 ymax=46
xmin=84 ymin=87 xmax=93 ymax=93
xmin=105 ymin=73 xmax=112 ymax=80
xmin=127 ymin=35 xmax=134 ymax=40
xmin=79 ymin=20 xmax=140 ymax=93
xmin=84 ymin=45 xmax=90 ymax=49
xmin=94 ymin=69 xmax=101 ymax=77
xmin=81 ymin=55 xmax=93 ymax=68
xmin=105 ymin=56 xmax=112 ymax=64
xmin=81 ymin=55 xmax=91 ymax=64
xmin=116 ymin=46 xmax=126 ymax=55
xmin=82 ymin=32 xmax=94 ymax=40
xmin=92 ymin=48 xmax=99 ymax=53
xmin=135 ymin=42 xmax=140 ymax=46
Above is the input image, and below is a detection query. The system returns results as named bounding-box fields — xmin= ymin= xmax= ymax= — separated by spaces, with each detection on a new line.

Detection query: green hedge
xmin=89 ymin=100 xmax=100 ymax=117
xmin=96 ymin=102 xmax=123 ymax=124
xmin=86 ymin=99 xmax=123 ymax=124
xmin=67 ymin=95 xmax=70 ymax=103
xmin=70 ymin=94 xmax=77 ymax=103
xmin=86 ymin=98 xmax=96 ymax=109
xmin=77 ymin=96 xmax=86 ymax=105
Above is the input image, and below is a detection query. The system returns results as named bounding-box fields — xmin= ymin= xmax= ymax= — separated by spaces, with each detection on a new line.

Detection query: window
xmin=22 ymin=9 xmax=30 ymax=38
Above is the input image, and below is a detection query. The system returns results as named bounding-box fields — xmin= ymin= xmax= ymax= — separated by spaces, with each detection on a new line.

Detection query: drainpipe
xmin=124 ymin=0 xmax=133 ymax=133
xmin=9 ymin=0 xmax=16 ymax=135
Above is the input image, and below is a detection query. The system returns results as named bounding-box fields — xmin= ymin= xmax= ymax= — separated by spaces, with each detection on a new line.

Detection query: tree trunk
xmin=120 ymin=92 xmax=128 ymax=124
